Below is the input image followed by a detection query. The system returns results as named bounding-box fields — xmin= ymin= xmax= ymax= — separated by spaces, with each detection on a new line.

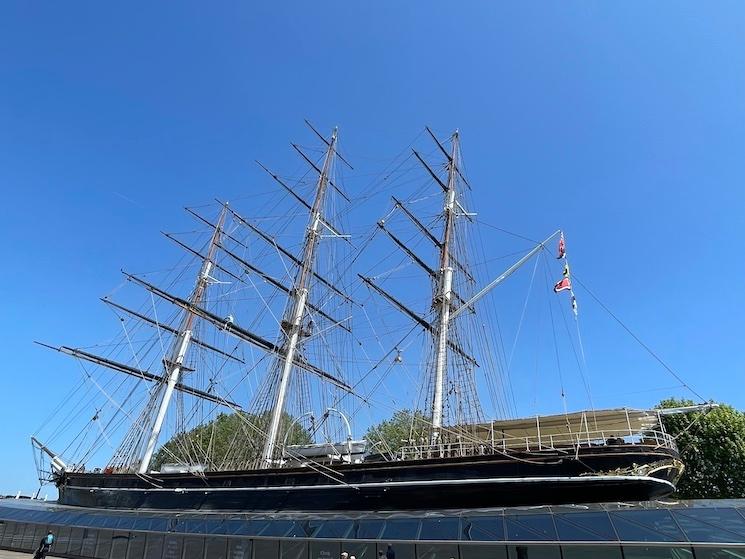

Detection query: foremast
xmin=260 ymin=128 xmax=339 ymax=468
xmin=138 ymin=206 xmax=227 ymax=474
xmin=431 ymin=131 xmax=460 ymax=443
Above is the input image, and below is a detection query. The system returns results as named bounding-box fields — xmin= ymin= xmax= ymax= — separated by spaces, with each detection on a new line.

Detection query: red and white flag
xmin=557 ymin=232 xmax=566 ymax=259
xmin=553 ymin=277 xmax=572 ymax=293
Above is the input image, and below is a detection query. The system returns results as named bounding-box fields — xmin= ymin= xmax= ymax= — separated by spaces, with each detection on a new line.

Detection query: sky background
xmin=1 ymin=2 xmax=744 ymax=495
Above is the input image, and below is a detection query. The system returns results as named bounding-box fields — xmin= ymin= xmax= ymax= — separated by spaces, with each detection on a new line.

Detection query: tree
xmin=152 ymin=411 xmax=311 ymax=471
xmin=658 ymin=398 xmax=745 ymax=499
xmin=364 ymin=409 xmax=429 ymax=455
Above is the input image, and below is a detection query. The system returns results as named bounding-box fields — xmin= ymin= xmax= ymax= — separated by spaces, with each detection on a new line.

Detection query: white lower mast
xmin=260 ymin=128 xmax=339 ymax=468
xmin=138 ymin=207 xmax=227 ymax=474
xmin=431 ymin=131 xmax=460 ymax=443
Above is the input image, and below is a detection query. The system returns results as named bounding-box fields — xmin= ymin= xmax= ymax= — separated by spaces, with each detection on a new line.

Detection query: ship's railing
xmin=397 ymin=429 xmax=677 ymax=461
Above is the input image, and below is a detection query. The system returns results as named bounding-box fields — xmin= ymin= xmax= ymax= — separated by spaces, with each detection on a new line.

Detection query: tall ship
xmin=31 ymin=125 xmax=684 ymax=511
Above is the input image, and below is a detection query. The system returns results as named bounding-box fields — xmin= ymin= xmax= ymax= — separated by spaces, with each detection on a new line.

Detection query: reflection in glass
xmin=462 ymin=516 xmax=504 ymax=542
xmin=560 ymin=545 xmax=622 ymax=558
xmin=694 ymin=547 xmax=745 ymax=559
xmin=419 ymin=518 xmax=460 ymax=540
xmin=459 ymin=543 xmax=508 ymax=559
xmin=622 ymin=545 xmax=694 ymax=559
xmin=505 ymin=515 xmax=557 ymax=541
xmin=416 ymin=542 xmax=459 ymax=558
xmin=672 ymin=509 xmax=745 ymax=543
xmin=610 ymin=511 xmax=684 ymax=542
xmin=381 ymin=519 xmax=421 ymax=540
xmin=281 ymin=539 xmax=308 ymax=559
xmin=554 ymin=513 xmax=617 ymax=541
xmin=507 ymin=544 xmax=561 ymax=559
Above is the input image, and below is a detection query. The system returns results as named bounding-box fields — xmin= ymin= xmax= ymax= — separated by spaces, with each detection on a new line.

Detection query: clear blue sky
xmin=1 ymin=2 xmax=744 ymax=495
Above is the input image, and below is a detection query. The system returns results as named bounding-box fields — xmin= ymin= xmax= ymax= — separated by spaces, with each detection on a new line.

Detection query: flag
xmin=553 ymin=277 xmax=572 ymax=293
xmin=562 ymin=263 xmax=570 ymax=277
xmin=557 ymin=233 xmax=566 ymax=259
xmin=571 ymin=295 xmax=578 ymax=316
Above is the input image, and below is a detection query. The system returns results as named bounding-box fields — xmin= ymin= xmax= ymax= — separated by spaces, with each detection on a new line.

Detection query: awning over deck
xmin=447 ymin=408 xmax=663 ymax=448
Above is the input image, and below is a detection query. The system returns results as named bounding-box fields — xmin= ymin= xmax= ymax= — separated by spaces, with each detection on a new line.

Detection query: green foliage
xmin=364 ymin=409 xmax=429 ymax=454
xmin=658 ymin=398 xmax=745 ymax=499
xmin=152 ymin=411 xmax=311 ymax=471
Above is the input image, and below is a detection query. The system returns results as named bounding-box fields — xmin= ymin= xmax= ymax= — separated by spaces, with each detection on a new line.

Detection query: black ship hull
xmin=57 ymin=445 xmax=681 ymax=511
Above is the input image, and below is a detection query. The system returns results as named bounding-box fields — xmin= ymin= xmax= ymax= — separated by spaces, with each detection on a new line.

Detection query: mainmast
xmin=138 ymin=206 xmax=227 ymax=474
xmin=260 ymin=128 xmax=338 ymax=468
xmin=431 ymin=131 xmax=460 ymax=443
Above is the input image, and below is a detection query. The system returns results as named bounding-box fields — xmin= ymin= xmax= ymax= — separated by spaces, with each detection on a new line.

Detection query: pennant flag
xmin=553 ymin=277 xmax=572 ymax=293
xmin=571 ymin=295 xmax=578 ymax=316
xmin=562 ymin=263 xmax=570 ymax=277
xmin=557 ymin=232 xmax=566 ymax=259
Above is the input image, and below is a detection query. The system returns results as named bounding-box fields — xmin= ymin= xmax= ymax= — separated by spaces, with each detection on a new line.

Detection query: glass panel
xmin=310 ymin=539 xmax=341 ymax=559
xmin=694 ymin=547 xmax=745 ymax=559
xmin=0 ymin=521 xmax=5 ymax=542
xmin=126 ymin=531 xmax=147 ymax=559
xmin=149 ymin=518 xmax=170 ymax=532
xmin=82 ymin=527 xmax=99 ymax=557
xmin=183 ymin=535 xmax=205 ymax=559
xmin=672 ymin=509 xmax=745 ymax=543
xmin=260 ymin=520 xmax=295 ymax=537
xmin=561 ymin=545 xmax=623 ymax=559
xmin=101 ymin=515 xmax=122 ymax=529
xmin=116 ymin=517 xmax=139 ymax=531
xmin=281 ymin=539 xmax=307 ymax=559
xmin=94 ymin=529 xmax=113 ymax=559
xmin=463 ymin=517 xmax=504 ymax=542
xmin=555 ymin=513 xmax=617 ymax=541
xmin=33 ymin=524 xmax=47 ymax=550
xmin=285 ymin=522 xmax=310 ymax=538
xmin=162 ymin=534 xmax=184 ymax=559
xmin=33 ymin=525 xmax=49 ymax=550
xmin=67 ymin=528 xmax=83 ymax=555
xmin=15 ymin=522 xmax=29 ymax=551
xmin=21 ymin=522 xmax=36 ymax=550
xmin=459 ymin=544 xmax=508 ymax=559
xmin=227 ymin=537 xmax=252 ymax=559
xmin=381 ymin=519 xmax=421 ymax=540
xmin=610 ymin=511 xmax=685 ymax=542
xmin=416 ymin=542 xmax=459 ymax=558
xmin=315 ymin=520 xmax=353 ymax=539
xmin=419 ymin=518 xmax=460 ymax=541
xmin=204 ymin=536 xmax=228 ymax=559
xmin=507 ymin=545 xmax=561 ymax=559
xmin=127 ymin=532 xmax=147 ymax=559
xmin=229 ymin=520 xmax=269 ymax=536
xmin=342 ymin=541 xmax=376 ymax=558
xmin=379 ymin=542 xmax=415 ymax=559
xmin=55 ymin=525 xmax=72 ymax=554
xmin=110 ymin=531 xmax=131 ymax=559
xmin=622 ymin=546 xmax=694 ymax=559
xmin=206 ymin=520 xmax=227 ymax=535
xmin=177 ymin=519 xmax=206 ymax=534
xmin=253 ymin=539 xmax=279 ymax=559
xmin=144 ymin=533 xmax=164 ymax=559
xmin=0 ymin=521 xmax=14 ymax=548
xmin=356 ymin=520 xmax=385 ymax=539
xmin=505 ymin=515 xmax=557 ymax=541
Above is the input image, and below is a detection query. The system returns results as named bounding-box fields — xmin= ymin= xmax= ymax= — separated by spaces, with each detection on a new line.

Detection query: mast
xmin=137 ymin=206 xmax=227 ymax=474
xmin=431 ymin=131 xmax=460 ymax=443
xmin=260 ymin=128 xmax=338 ymax=468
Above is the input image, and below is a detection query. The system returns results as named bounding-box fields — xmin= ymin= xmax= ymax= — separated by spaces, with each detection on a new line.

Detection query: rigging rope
xmin=572 ymin=274 xmax=707 ymax=403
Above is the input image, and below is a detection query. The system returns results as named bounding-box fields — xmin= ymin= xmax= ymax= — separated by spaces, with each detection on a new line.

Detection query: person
xmin=378 ymin=552 xmax=384 ymax=558
xmin=386 ymin=543 xmax=396 ymax=559
xmin=34 ymin=530 xmax=54 ymax=559
xmin=341 ymin=553 xmax=349 ymax=559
